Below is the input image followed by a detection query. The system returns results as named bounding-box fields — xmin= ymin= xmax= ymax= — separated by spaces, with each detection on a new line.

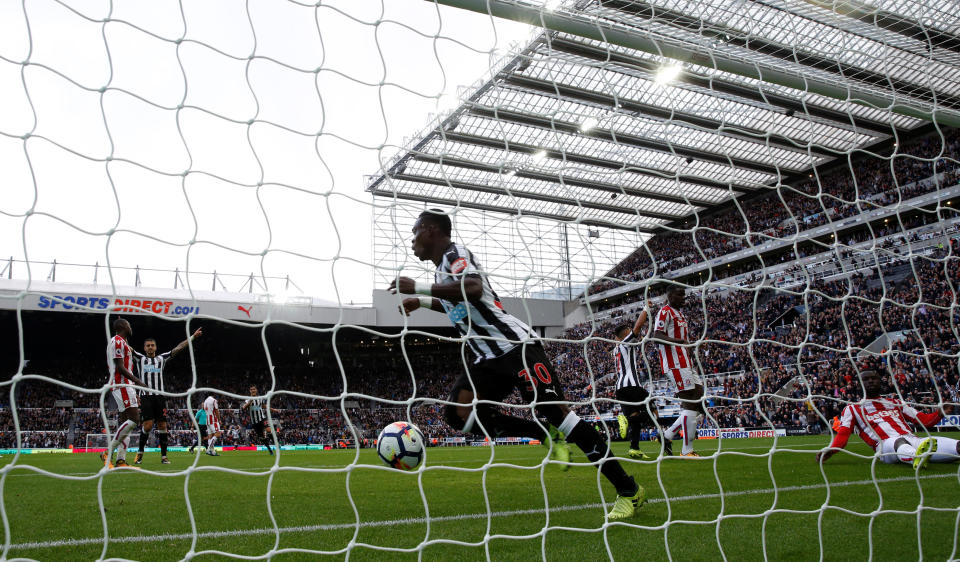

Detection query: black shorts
xmin=616 ymin=386 xmax=651 ymax=419
xmin=448 ymin=343 xmax=567 ymax=405
xmin=141 ymin=395 xmax=167 ymax=422
xmin=252 ymin=420 xmax=266 ymax=438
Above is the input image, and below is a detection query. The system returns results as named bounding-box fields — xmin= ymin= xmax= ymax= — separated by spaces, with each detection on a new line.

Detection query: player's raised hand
xmin=388 ymin=276 xmax=416 ymax=295
xmin=192 ymin=328 xmax=203 ymax=340
xmin=400 ymin=297 xmax=421 ymax=316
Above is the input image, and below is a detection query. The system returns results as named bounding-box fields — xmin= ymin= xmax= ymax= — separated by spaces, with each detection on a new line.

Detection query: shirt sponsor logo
xmin=865 ymin=410 xmax=897 ymax=423
xmin=450 ymin=258 xmax=468 ymax=274
xmin=446 ymin=302 xmax=469 ymax=324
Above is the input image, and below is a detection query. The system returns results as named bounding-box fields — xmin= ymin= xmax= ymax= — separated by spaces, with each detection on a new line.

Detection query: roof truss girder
xmin=391 ymin=171 xmax=684 ymax=221
xmin=599 ymin=0 xmax=960 ymax=108
xmin=406 ymin=153 xmax=725 ymax=206
xmin=548 ymin=35 xmax=896 ymax=136
xmin=465 ymin=105 xmax=795 ymax=175
xmin=503 ymin=74 xmax=832 ymax=158
xmin=437 ymin=129 xmax=756 ymax=192
xmin=802 ymin=0 xmax=960 ymax=55
xmin=369 ymin=189 xmax=655 ymax=232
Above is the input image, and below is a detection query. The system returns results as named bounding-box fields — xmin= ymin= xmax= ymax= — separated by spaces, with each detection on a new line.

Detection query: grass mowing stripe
xmin=2 ymin=442 xmax=828 ymax=478
xmin=9 ymin=471 xmax=954 ymax=551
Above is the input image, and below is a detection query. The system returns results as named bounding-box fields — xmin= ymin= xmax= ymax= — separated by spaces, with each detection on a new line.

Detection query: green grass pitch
xmin=2 ymin=436 xmax=958 ymax=560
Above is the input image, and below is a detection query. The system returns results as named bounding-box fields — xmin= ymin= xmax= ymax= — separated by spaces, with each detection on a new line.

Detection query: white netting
xmin=2 ymin=0 xmax=960 ymax=559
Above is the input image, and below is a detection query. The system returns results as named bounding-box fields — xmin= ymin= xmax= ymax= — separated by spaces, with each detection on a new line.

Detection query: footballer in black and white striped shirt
xmin=133 ymin=328 xmax=202 ymax=465
xmin=241 ymin=385 xmax=275 ymax=455
xmin=389 ymin=209 xmax=645 ymax=520
xmin=610 ymin=307 xmax=666 ymax=458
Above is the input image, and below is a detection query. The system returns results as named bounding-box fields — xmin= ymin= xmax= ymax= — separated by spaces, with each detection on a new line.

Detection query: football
xmin=376 ymin=421 xmax=425 ymax=470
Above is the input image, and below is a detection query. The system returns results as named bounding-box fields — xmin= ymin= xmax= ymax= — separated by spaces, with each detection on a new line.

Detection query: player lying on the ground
xmin=390 ymin=208 xmax=646 ymax=521
xmin=815 ymin=369 xmax=959 ymax=468
xmin=134 ymin=328 xmax=203 ymax=465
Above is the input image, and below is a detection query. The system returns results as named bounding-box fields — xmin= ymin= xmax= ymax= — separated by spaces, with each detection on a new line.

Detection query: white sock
xmin=895 ymin=441 xmax=916 ymax=463
xmin=109 ymin=419 xmax=136 ymax=460
xmin=681 ymin=410 xmax=699 ymax=454
xmin=117 ymin=436 xmax=130 ymax=461
xmin=207 ymin=436 xmax=217 ymax=451
xmin=663 ymin=416 xmax=684 ymax=441
xmin=931 ymin=437 xmax=960 ymax=463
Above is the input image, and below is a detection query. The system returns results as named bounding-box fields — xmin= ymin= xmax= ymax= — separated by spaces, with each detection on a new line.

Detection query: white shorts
xmin=111 ymin=386 xmax=138 ymax=412
xmin=666 ymin=368 xmax=702 ymax=393
xmin=877 ymin=434 xmax=956 ymax=464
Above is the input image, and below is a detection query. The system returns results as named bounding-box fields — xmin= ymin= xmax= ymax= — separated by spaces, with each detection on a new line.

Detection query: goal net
xmin=2 ymin=0 xmax=959 ymax=559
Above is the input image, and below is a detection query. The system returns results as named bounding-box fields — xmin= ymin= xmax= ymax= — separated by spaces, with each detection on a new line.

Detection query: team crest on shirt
xmin=450 ymin=258 xmax=468 ymax=274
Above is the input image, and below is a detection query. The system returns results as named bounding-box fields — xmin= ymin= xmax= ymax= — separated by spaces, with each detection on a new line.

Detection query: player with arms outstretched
xmin=241 ymin=385 xmax=276 ymax=455
xmin=653 ymin=286 xmax=704 ymax=457
xmin=101 ymin=318 xmax=147 ymax=469
xmin=133 ymin=328 xmax=203 ymax=465
xmin=816 ymin=370 xmax=959 ymax=468
xmin=390 ymin=209 xmax=646 ymax=520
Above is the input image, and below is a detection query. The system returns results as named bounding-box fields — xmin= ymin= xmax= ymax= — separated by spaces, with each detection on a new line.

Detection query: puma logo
xmin=238 ymin=305 xmax=252 ymax=318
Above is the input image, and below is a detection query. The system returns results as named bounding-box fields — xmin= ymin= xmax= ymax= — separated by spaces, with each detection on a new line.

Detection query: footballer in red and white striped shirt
xmin=652 ymin=286 xmax=704 ymax=457
xmin=817 ymin=370 xmax=959 ymax=468
xmin=101 ymin=318 xmax=146 ymax=469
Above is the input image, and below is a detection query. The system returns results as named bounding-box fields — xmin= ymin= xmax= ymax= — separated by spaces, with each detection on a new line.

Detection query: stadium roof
xmin=367 ymin=0 xmax=959 ymax=233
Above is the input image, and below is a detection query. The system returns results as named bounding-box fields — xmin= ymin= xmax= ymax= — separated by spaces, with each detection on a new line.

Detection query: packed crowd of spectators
xmin=5 ymin=241 xmax=958 ymax=448
xmin=589 ymin=129 xmax=960 ymax=295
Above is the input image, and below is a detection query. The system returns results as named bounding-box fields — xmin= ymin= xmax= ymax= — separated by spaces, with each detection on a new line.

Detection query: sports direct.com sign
xmin=698 ymin=428 xmax=786 ymax=439
xmin=937 ymin=415 xmax=960 ymax=428
xmin=34 ymin=294 xmax=201 ymax=316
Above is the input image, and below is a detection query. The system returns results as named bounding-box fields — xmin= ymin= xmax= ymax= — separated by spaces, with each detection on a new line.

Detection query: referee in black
xmin=241 ymin=385 xmax=275 ymax=455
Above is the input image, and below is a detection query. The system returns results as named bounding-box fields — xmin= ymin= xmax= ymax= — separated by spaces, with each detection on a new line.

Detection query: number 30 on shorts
xmin=517 ymin=363 xmax=552 ymax=391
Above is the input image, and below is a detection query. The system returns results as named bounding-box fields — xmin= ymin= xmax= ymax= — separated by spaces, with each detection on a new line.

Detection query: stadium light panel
xmin=543 ymin=0 xmax=563 ymax=11
xmin=654 ymin=63 xmax=683 ymax=85
xmin=531 ymin=149 xmax=548 ymax=162
xmin=579 ymin=116 xmax=599 ymax=132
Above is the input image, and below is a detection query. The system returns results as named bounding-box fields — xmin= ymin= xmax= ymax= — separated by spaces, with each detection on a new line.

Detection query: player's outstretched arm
xmin=632 ymin=307 xmax=648 ymax=336
xmin=816 ymin=427 xmax=851 ymax=464
xmin=170 ymin=328 xmax=203 ymax=359
xmin=389 ymin=275 xmax=482 ymax=303
xmin=397 ymin=297 xmax=441 ymax=316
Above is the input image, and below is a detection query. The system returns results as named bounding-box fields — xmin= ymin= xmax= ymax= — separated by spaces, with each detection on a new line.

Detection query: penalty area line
xmin=7 ymin=473 xmax=955 ymax=550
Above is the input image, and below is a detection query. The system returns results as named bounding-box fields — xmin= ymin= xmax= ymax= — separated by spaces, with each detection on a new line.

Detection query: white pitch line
xmin=7 ymin=473 xmax=956 ymax=551
xmin=0 ymin=443 xmax=830 ymax=478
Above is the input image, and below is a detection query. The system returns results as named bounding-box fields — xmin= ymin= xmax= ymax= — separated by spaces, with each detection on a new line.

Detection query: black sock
xmin=159 ymin=431 xmax=168 ymax=457
xmin=629 ymin=419 xmax=642 ymax=449
xmin=567 ymin=421 xmax=637 ymax=496
xmin=262 ymin=436 xmax=273 ymax=451
xmin=138 ymin=431 xmax=148 ymax=453
xmin=475 ymin=409 xmax=548 ymax=440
